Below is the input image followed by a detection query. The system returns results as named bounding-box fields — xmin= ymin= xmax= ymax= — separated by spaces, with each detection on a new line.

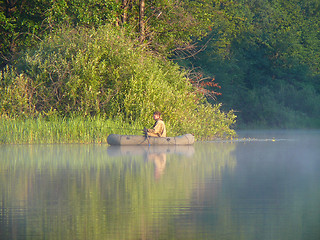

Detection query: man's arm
xmin=147 ymin=121 xmax=164 ymax=137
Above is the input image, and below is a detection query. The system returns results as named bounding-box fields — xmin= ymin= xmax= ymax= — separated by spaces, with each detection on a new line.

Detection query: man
xmin=144 ymin=111 xmax=166 ymax=137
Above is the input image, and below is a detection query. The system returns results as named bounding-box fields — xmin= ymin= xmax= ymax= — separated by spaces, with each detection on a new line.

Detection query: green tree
xmin=1 ymin=0 xmax=218 ymax=67
xmin=0 ymin=24 xmax=236 ymax=139
xmin=0 ymin=0 xmax=51 ymax=67
xmin=190 ymin=0 xmax=320 ymax=128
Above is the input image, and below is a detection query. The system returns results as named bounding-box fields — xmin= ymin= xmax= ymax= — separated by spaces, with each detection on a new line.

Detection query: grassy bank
xmin=0 ymin=116 xmax=145 ymax=144
xmin=1 ymin=114 xmax=237 ymax=144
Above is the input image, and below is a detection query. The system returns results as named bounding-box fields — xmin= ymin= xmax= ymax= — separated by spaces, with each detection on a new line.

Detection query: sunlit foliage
xmin=0 ymin=25 xmax=236 ymax=141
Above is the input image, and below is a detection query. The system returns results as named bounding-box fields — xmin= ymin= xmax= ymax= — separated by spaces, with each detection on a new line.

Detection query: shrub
xmin=0 ymin=24 xmax=236 ymax=140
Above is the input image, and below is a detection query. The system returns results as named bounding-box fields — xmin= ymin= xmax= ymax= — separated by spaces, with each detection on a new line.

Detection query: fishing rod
xmin=106 ymin=126 xmax=147 ymax=133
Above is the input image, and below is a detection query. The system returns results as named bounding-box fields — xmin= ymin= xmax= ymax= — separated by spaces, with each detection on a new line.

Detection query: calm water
xmin=0 ymin=130 xmax=319 ymax=240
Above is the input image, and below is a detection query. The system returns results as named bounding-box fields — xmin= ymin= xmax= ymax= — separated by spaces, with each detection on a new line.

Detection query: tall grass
xmin=0 ymin=116 xmax=144 ymax=144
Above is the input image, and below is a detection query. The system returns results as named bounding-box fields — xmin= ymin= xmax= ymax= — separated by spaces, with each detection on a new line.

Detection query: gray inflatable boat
xmin=107 ymin=134 xmax=195 ymax=146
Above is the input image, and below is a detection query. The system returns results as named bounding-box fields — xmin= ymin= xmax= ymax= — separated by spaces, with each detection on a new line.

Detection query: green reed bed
xmin=0 ymin=116 xmax=144 ymax=144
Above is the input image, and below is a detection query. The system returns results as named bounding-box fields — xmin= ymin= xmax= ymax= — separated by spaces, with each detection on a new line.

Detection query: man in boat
xmin=143 ymin=111 xmax=166 ymax=137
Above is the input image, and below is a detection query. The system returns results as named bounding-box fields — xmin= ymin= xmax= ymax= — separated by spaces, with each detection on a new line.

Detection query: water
xmin=0 ymin=130 xmax=319 ymax=240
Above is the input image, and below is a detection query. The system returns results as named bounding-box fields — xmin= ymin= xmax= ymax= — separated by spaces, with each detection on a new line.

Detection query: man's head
xmin=153 ymin=111 xmax=161 ymax=120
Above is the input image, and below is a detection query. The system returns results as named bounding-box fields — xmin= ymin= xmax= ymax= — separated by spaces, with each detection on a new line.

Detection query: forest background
xmin=0 ymin=0 xmax=320 ymax=143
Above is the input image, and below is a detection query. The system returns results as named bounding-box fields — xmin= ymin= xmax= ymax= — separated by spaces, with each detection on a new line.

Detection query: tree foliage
xmin=0 ymin=0 xmax=50 ymax=67
xmin=2 ymin=0 xmax=319 ymax=130
xmin=0 ymin=0 xmax=214 ymax=67
xmin=0 ymin=25 xmax=236 ymax=139
xmin=191 ymin=0 xmax=320 ymax=128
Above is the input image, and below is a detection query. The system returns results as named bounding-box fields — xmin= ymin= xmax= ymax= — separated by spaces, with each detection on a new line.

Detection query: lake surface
xmin=0 ymin=130 xmax=319 ymax=240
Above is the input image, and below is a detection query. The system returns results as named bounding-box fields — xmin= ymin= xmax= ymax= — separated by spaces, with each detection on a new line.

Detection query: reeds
xmin=0 ymin=116 xmax=144 ymax=144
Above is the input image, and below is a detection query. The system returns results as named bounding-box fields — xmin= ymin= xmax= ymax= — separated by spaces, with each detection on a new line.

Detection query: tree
xmin=114 ymin=0 xmax=216 ymax=56
xmin=191 ymin=0 xmax=320 ymax=127
xmin=0 ymin=24 xmax=236 ymax=138
xmin=0 ymin=0 xmax=219 ymax=66
xmin=0 ymin=0 xmax=50 ymax=67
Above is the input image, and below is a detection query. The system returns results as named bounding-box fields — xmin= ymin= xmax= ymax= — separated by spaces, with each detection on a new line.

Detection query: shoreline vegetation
xmin=1 ymin=1 xmax=320 ymax=144
xmin=0 ymin=115 xmax=234 ymax=144
xmin=0 ymin=115 xmax=143 ymax=144
xmin=0 ymin=116 xmax=232 ymax=144
xmin=0 ymin=24 xmax=236 ymax=144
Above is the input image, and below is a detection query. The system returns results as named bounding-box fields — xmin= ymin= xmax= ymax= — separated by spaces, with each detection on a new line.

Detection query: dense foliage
xmin=189 ymin=0 xmax=320 ymax=128
xmin=0 ymin=0 xmax=214 ymax=67
xmin=0 ymin=25 xmax=236 ymax=140
xmin=1 ymin=0 xmax=320 ymax=133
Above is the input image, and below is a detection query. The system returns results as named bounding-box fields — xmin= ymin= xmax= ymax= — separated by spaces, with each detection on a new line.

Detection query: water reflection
xmin=108 ymin=145 xmax=195 ymax=179
xmin=0 ymin=131 xmax=319 ymax=240
xmin=107 ymin=145 xmax=195 ymax=156
xmin=0 ymin=142 xmax=235 ymax=240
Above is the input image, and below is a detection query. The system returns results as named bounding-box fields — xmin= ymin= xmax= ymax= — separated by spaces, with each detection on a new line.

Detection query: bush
xmin=0 ymin=24 xmax=236 ymax=140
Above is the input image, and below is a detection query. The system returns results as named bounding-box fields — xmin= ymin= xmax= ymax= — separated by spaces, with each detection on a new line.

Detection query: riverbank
xmin=1 ymin=114 xmax=237 ymax=144
xmin=0 ymin=116 xmax=144 ymax=144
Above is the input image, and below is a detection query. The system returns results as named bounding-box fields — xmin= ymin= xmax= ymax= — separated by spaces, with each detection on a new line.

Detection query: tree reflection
xmin=2 ymin=135 xmax=319 ymax=240
xmin=0 ymin=143 xmax=236 ymax=240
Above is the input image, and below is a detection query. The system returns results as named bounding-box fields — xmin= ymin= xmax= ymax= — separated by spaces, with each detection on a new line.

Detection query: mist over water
xmin=0 ymin=130 xmax=319 ymax=240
